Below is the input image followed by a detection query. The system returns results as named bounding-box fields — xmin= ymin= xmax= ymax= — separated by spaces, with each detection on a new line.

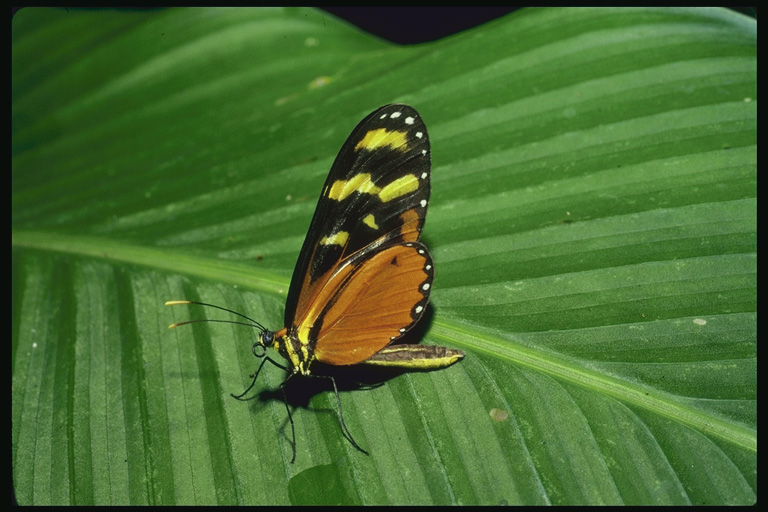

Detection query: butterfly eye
xmin=256 ymin=331 xmax=273 ymax=353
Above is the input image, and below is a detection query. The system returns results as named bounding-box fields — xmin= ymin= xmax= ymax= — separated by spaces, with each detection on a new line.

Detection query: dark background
xmin=322 ymin=7 xmax=521 ymax=44
xmin=11 ymin=8 xmax=756 ymax=45
xmin=322 ymin=7 xmax=755 ymax=45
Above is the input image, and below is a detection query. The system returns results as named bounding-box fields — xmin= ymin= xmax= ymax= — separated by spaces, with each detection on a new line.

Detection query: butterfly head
xmin=254 ymin=329 xmax=275 ymax=357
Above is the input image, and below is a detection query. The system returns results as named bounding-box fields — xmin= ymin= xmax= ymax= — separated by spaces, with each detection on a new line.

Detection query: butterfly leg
xmin=320 ymin=374 xmax=369 ymax=456
xmin=277 ymin=374 xmax=298 ymax=463
xmin=231 ymin=355 xmax=298 ymax=463
xmin=231 ymin=355 xmax=290 ymax=400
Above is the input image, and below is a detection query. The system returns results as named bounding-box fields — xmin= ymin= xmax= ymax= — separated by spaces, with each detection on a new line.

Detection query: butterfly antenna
xmin=165 ymin=300 xmax=268 ymax=332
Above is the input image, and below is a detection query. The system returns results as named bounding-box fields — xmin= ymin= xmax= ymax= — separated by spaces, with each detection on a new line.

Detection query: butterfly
xmin=167 ymin=104 xmax=464 ymax=462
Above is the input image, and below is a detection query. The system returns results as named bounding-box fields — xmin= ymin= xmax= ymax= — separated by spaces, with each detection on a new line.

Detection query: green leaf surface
xmin=12 ymin=7 xmax=755 ymax=505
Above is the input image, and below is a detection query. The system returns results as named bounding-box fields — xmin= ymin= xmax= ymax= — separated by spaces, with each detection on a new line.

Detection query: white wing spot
xmin=425 ymin=264 xmax=432 ymax=271
xmin=421 ymin=172 xmax=427 ymax=179
xmin=422 ymin=283 xmax=430 ymax=291
xmin=391 ymin=111 xmax=402 ymax=119
xmin=415 ymin=131 xmax=423 ymax=138
xmin=415 ymin=305 xmax=424 ymax=314
xmin=420 ymin=199 xmax=427 ymax=207
xmin=405 ymin=116 xmax=415 ymax=125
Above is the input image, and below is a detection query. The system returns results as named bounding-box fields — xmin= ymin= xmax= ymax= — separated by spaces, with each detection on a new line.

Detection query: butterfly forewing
xmin=285 ymin=105 xmax=431 ymax=330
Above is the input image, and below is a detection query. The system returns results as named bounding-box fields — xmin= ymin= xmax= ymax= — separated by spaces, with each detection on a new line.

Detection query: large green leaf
xmin=12 ymin=7 xmax=755 ymax=505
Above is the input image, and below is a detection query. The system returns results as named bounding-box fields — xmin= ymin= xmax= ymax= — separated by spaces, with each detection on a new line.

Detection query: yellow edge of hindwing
xmin=361 ymin=354 xmax=462 ymax=369
xmin=362 ymin=346 xmax=464 ymax=369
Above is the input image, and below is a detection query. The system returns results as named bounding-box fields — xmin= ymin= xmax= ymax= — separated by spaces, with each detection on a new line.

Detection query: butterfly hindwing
xmin=311 ymin=241 xmax=433 ymax=365
xmin=284 ymin=104 xmax=431 ymax=329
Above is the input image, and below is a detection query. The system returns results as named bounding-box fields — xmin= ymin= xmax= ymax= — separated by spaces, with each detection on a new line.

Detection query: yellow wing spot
xmin=379 ymin=174 xmax=419 ymax=202
xmin=327 ymin=173 xmax=381 ymax=201
xmin=354 ymin=128 xmax=409 ymax=152
xmin=319 ymin=231 xmax=349 ymax=246
xmin=325 ymin=172 xmax=419 ymax=203
xmin=362 ymin=214 xmax=378 ymax=229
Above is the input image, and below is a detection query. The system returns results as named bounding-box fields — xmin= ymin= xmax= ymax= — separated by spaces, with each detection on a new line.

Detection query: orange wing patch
xmin=311 ymin=243 xmax=432 ymax=365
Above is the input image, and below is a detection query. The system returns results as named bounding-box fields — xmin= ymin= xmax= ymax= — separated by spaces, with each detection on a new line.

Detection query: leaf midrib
xmin=430 ymin=322 xmax=754 ymax=452
xmin=12 ymin=228 xmax=756 ymax=454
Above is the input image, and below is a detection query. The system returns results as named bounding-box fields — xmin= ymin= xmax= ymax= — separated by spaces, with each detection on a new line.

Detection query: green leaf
xmin=12 ymin=7 xmax=755 ymax=505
